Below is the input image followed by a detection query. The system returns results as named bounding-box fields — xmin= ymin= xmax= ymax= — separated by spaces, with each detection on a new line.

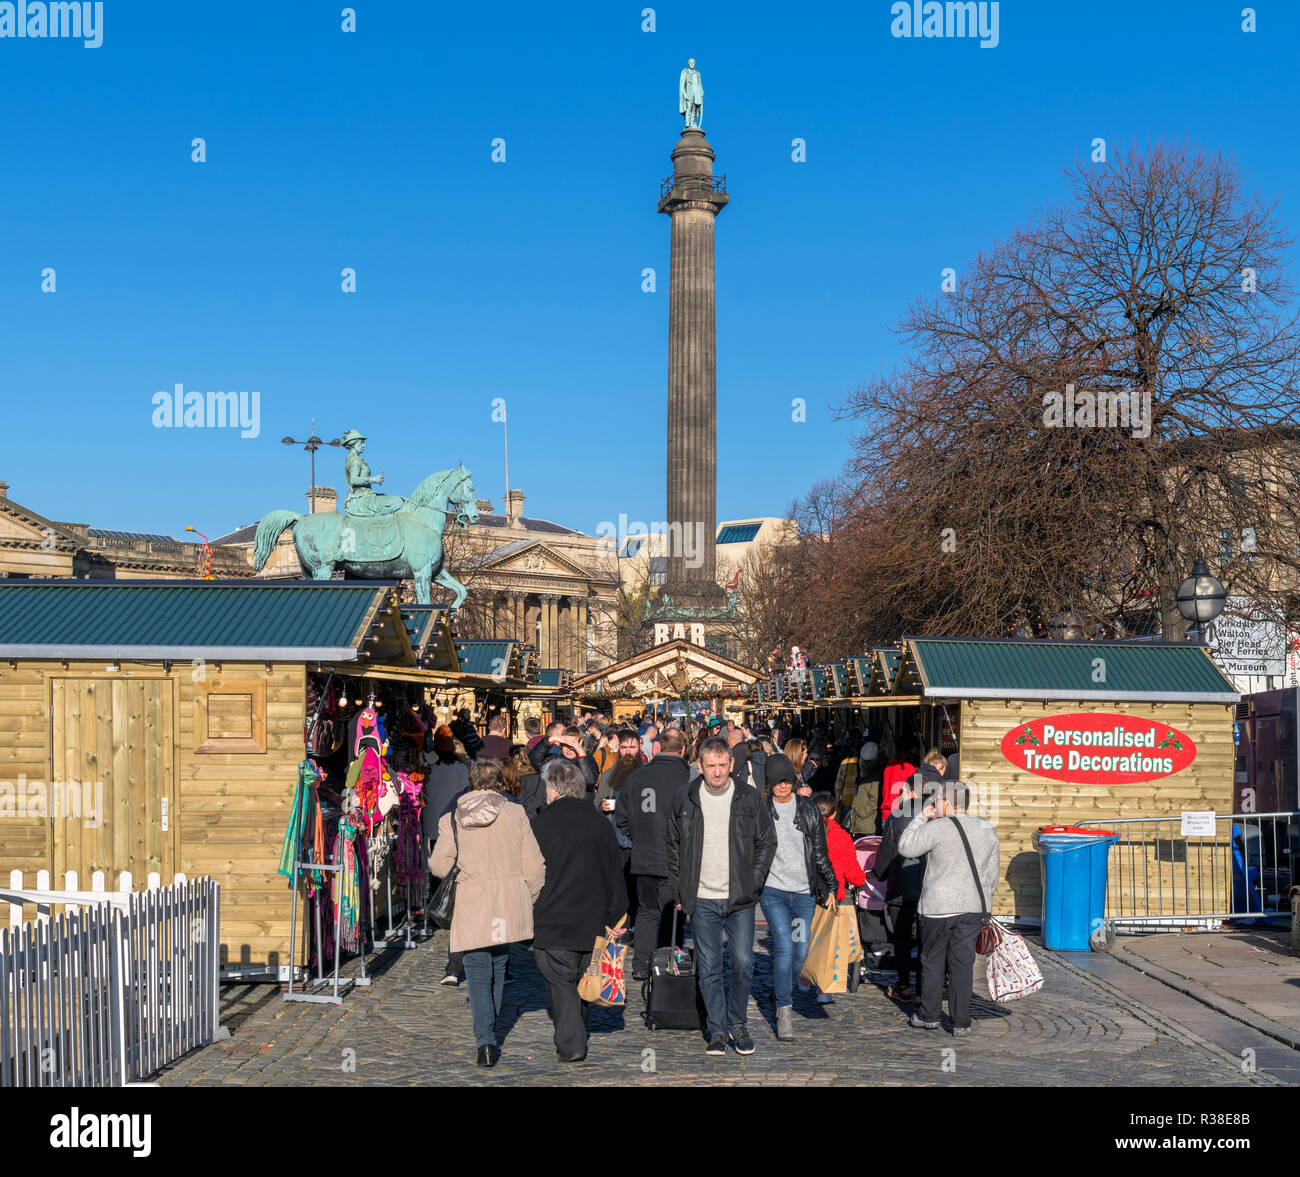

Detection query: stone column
xmin=541 ymin=594 xmax=559 ymax=666
xmin=658 ymin=127 xmax=728 ymax=604
xmin=576 ymin=595 xmax=588 ymax=673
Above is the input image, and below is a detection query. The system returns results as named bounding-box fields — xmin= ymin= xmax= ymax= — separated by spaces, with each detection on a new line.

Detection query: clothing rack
xmin=284 ymin=848 xmax=372 ymax=1006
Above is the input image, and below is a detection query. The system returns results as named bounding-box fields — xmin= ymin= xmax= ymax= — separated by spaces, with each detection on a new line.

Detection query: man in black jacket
xmin=872 ymin=765 xmax=938 ymax=1003
xmin=531 ymin=759 xmax=625 ymax=1062
xmin=616 ymin=728 xmax=690 ymax=981
xmin=667 ymin=737 xmax=777 ymax=1056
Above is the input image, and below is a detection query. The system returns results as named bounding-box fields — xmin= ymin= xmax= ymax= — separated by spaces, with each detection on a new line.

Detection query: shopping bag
xmin=577 ymin=915 xmax=628 ymax=1007
xmin=985 ymin=919 xmax=1044 ymax=1002
xmin=799 ymin=903 xmax=862 ymax=993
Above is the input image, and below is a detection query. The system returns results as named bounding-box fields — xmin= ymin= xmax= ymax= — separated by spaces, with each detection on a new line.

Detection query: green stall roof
xmin=902 ymin=637 xmax=1239 ymax=703
xmin=454 ymin=639 xmax=517 ymax=679
xmin=0 ymin=580 xmax=389 ymax=661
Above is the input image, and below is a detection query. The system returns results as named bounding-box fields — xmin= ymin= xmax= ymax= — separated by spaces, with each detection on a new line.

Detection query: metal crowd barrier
xmin=1077 ymin=812 xmax=1300 ymax=930
xmin=0 ymin=874 xmax=221 ymax=1086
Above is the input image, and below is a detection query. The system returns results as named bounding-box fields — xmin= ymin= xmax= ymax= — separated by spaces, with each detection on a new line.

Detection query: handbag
xmin=985 ymin=919 xmax=1044 ymax=1002
xmin=428 ymin=818 xmax=459 ymax=930
xmin=577 ymin=914 xmax=628 ymax=1007
xmin=950 ymin=817 xmax=998 ymax=954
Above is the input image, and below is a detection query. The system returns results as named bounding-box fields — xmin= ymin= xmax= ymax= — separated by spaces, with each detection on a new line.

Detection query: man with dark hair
xmin=532 ymin=758 xmax=625 ymax=1062
xmin=667 ymin=736 xmax=777 ymax=1056
xmin=594 ymin=728 xmax=643 ymax=923
xmin=523 ymin=715 xmax=543 ymax=749
xmin=617 ymin=726 xmax=689 ymax=981
xmin=479 ymin=712 xmax=512 ymax=761
xmin=898 ymin=780 xmax=999 ymax=1037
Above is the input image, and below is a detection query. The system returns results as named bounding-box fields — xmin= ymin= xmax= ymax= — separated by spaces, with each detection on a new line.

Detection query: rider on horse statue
xmin=341 ymin=428 xmax=404 ymax=518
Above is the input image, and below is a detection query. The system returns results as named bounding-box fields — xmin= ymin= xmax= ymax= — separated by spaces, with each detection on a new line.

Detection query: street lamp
xmin=281 ymin=421 xmax=343 ymax=514
xmin=185 ymin=526 xmax=213 ymax=579
xmin=1176 ymin=552 xmax=1227 ymax=643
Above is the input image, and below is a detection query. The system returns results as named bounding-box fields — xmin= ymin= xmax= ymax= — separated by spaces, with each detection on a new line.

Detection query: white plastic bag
xmin=985 ymin=919 xmax=1044 ymax=1002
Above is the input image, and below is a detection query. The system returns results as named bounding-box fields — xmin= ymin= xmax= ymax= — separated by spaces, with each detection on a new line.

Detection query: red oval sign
xmin=1000 ymin=713 xmax=1196 ymax=784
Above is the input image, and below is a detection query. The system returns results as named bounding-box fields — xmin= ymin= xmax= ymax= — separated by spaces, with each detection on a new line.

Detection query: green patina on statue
xmin=679 ymin=58 xmax=703 ymax=129
xmin=253 ymin=429 xmax=478 ymax=607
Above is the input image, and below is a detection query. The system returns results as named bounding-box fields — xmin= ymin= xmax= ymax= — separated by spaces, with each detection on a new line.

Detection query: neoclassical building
xmin=0 ymin=481 xmax=248 ymax=581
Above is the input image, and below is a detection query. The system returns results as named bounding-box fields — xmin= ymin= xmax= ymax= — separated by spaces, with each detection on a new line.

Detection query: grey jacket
xmin=896 ymin=814 xmax=999 ymax=918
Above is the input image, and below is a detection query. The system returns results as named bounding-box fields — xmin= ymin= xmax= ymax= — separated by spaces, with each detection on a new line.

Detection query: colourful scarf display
xmin=392 ymin=774 xmax=424 ymax=886
xmin=279 ymin=759 xmax=326 ymax=892
xmin=334 ymin=816 xmax=362 ymax=953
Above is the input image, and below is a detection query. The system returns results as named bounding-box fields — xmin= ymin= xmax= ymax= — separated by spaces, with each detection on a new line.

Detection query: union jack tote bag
xmin=577 ymin=915 xmax=628 ymax=1007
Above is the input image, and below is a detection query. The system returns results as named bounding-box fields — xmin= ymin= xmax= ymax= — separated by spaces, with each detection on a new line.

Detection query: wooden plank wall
xmin=958 ymin=699 xmax=1237 ymax=920
xmin=178 ymin=664 xmax=305 ymax=971
xmin=0 ymin=661 xmax=306 ymax=972
xmin=0 ymin=664 xmax=52 ymax=879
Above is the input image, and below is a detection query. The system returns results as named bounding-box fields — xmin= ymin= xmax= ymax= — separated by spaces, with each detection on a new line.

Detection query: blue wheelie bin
xmin=1035 ymin=826 xmax=1119 ymax=951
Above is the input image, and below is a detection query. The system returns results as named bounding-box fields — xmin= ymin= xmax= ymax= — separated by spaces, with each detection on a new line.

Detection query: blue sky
xmin=1 ymin=0 xmax=1296 ymax=542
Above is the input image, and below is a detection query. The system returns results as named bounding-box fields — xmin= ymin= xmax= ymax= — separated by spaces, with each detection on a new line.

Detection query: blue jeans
xmin=692 ymin=899 xmax=755 ymax=1038
xmin=463 ymin=945 xmax=509 ymax=1048
xmin=759 ymin=886 xmax=816 ymax=1008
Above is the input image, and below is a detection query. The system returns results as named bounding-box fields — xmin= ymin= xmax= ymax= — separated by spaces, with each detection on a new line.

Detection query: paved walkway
xmin=156 ymin=926 xmax=1279 ymax=1087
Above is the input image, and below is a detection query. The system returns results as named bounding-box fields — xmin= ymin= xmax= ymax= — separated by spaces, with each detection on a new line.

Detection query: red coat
xmin=880 ymin=759 xmax=916 ymax=823
xmin=825 ymin=819 xmax=867 ymax=901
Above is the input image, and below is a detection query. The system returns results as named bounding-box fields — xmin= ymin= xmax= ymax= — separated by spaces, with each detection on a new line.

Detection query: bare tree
xmin=833 ymin=142 xmax=1300 ymax=641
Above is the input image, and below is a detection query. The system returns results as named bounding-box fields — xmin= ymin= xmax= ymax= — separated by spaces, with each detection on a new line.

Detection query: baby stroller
xmin=854 ymin=836 xmax=892 ymax=973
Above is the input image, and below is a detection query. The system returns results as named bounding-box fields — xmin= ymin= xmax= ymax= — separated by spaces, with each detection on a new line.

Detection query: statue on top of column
xmin=679 ymin=58 xmax=703 ymax=129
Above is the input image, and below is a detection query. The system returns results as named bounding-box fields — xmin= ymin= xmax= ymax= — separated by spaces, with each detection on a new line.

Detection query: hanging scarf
xmin=334 ymin=816 xmax=361 ymax=953
xmin=392 ymin=776 xmax=424 ymax=886
xmin=355 ymin=746 xmax=383 ymax=832
xmin=279 ymin=759 xmax=325 ymax=889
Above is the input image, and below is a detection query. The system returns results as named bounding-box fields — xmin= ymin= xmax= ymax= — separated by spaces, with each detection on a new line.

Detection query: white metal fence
xmin=0 ymin=871 xmax=221 ymax=1086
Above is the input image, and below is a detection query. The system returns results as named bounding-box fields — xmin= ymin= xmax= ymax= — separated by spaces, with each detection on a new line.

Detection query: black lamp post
xmin=1175 ymin=552 xmax=1227 ymax=644
xmin=281 ymin=421 xmax=343 ymax=514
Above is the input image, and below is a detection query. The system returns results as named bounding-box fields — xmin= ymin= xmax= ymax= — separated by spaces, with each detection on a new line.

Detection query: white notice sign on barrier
xmin=1181 ymin=811 xmax=1216 ymax=837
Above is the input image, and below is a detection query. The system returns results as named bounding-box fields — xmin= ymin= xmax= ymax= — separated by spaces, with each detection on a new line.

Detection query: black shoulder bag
xmin=950 ymin=817 xmax=998 ymax=954
xmin=429 ymin=818 xmax=460 ymax=930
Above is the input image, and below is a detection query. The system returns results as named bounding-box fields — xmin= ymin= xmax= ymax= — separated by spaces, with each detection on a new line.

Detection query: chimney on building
xmin=0 ymin=481 xmax=9 ymax=499
xmin=505 ymin=489 xmax=526 ymax=529
xmin=306 ymin=486 xmax=338 ymax=514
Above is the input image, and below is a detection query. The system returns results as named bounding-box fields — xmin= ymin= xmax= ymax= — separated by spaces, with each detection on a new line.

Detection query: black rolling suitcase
xmin=642 ymin=910 xmax=706 ymax=1031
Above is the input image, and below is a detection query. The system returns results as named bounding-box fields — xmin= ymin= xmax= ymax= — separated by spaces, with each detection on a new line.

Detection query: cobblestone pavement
xmin=155 ymin=924 xmax=1284 ymax=1087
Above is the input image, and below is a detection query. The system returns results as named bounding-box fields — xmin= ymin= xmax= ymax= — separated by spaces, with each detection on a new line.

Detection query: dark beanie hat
xmin=764 ymin=752 xmax=797 ymax=787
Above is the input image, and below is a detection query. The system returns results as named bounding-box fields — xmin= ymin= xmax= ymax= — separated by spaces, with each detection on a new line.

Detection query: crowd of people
xmin=421 ymin=708 xmax=1000 ymax=1065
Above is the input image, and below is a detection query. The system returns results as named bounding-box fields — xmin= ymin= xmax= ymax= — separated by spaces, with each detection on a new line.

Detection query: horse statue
xmin=252 ymin=464 xmax=479 ymax=607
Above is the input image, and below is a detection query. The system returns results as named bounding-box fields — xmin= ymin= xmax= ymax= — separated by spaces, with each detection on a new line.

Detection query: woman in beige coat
xmin=429 ymin=759 xmax=545 ymax=1066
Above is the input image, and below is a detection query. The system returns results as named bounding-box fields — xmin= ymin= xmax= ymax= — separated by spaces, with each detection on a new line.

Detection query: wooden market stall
xmin=572 ymin=639 xmax=759 ymax=723
xmin=0 ymin=579 xmax=489 ymax=977
xmin=756 ymin=637 xmax=1240 ymax=921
